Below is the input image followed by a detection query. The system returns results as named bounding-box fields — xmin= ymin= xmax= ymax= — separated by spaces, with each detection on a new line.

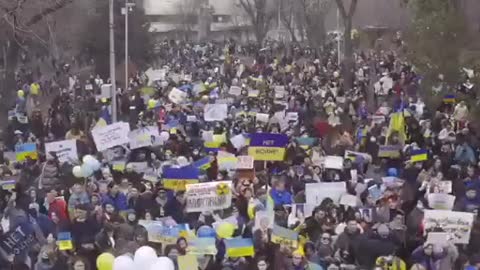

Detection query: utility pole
xmin=123 ymin=1 xmax=135 ymax=94
xmin=336 ymin=7 xmax=341 ymax=66
xmin=109 ymin=0 xmax=117 ymax=122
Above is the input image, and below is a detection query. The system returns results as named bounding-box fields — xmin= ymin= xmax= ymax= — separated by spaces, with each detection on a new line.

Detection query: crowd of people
xmin=1 ymin=35 xmax=480 ymax=270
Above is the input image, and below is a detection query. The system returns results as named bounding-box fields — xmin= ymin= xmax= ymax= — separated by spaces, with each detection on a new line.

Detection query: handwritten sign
xmin=185 ymin=181 xmax=232 ymax=212
xmin=168 ymin=87 xmax=187 ymax=104
xmin=236 ymin=156 xmax=254 ymax=169
xmin=428 ymin=193 xmax=455 ymax=210
xmin=91 ymin=122 xmax=130 ymax=151
xmin=204 ymin=104 xmax=228 ymax=122
xmin=0 ymin=222 xmax=35 ymax=255
xmin=45 ymin=139 xmax=78 ymax=163
xmin=128 ymin=126 xmax=160 ymax=149
xmin=306 ymin=182 xmax=346 ymax=205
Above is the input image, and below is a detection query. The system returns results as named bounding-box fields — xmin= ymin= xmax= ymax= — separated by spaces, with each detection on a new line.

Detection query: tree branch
xmin=26 ymin=0 xmax=73 ymax=27
xmin=348 ymin=0 xmax=358 ymax=18
xmin=334 ymin=0 xmax=347 ymax=19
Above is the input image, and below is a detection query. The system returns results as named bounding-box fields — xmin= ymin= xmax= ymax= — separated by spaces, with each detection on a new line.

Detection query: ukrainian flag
xmin=225 ymin=238 xmax=254 ymax=258
xmin=296 ymin=137 xmax=316 ymax=150
xmin=192 ymin=156 xmax=212 ymax=170
xmin=204 ymin=141 xmax=221 ymax=153
xmin=162 ymin=166 xmax=199 ymax=191
xmin=443 ymin=94 xmax=455 ymax=104
xmin=57 ymin=232 xmax=73 ymax=251
xmin=248 ymin=133 xmax=289 ymax=161
xmin=410 ymin=149 xmax=428 ymax=162
xmin=0 ymin=180 xmax=16 ymax=191
xmin=387 ymin=112 xmax=407 ymax=144
xmin=378 ymin=145 xmax=401 ymax=158
xmin=15 ymin=143 xmax=38 ymax=161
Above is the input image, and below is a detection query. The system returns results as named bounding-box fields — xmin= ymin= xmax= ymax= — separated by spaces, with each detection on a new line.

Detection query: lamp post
xmin=122 ymin=1 xmax=136 ymax=94
xmin=109 ymin=0 xmax=117 ymax=122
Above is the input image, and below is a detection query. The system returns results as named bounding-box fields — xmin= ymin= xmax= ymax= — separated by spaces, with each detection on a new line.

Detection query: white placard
xmin=428 ymin=193 xmax=455 ymax=210
xmin=426 ymin=232 xmax=450 ymax=244
xmin=204 ymin=104 xmax=228 ymax=122
xmin=185 ymin=181 xmax=232 ymax=212
xmin=128 ymin=126 xmax=160 ymax=149
xmin=286 ymin=112 xmax=298 ymax=122
xmin=339 ymin=194 xmax=358 ymax=207
xmin=229 ymin=134 xmax=247 ymax=150
xmin=256 ymin=113 xmax=270 ymax=123
xmin=229 ymin=86 xmax=242 ymax=96
xmin=91 ymin=122 xmax=130 ymax=152
xmin=168 ymin=87 xmax=187 ymax=104
xmin=248 ymin=89 xmax=259 ymax=97
xmin=306 ymin=182 xmax=346 ymax=205
xmin=428 ymin=181 xmax=452 ymax=194
xmin=236 ymin=156 xmax=254 ymax=169
xmin=424 ymin=210 xmax=474 ymax=244
xmin=323 ymin=156 xmax=344 ymax=170
xmin=145 ymin=68 xmax=166 ymax=83
xmin=45 ymin=139 xmax=78 ymax=164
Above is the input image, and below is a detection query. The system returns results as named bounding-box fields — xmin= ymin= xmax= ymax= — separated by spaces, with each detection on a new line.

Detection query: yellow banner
xmin=271 ymin=234 xmax=298 ymax=248
xmin=248 ymin=147 xmax=285 ymax=161
xmin=163 ymin=179 xmax=199 ymax=191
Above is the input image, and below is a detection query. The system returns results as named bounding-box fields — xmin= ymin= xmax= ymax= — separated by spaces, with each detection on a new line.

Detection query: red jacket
xmin=49 ymin=198 xmax=69 ymax=224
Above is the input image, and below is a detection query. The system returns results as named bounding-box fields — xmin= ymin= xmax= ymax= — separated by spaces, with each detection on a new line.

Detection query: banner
xmin=225 ymin=238 xmax=254 ymax=258
xmin=15 ymin=143 xmax=38 ymax=161
xmin=187 ymin=238 xmax=217 ymax=255
xmin=163 ymin=166 xmax=199 ymax=191
xmin=204 ymin=104 xmax=228 ymax=121
xmin=57 ymin=232 xmax=73 ymax=251
xmin=427 ymin=193 xmax=455 ymax=210
xmin=168 ymin=87 xmax=188 ymax=104
xmin=306 ymin=182 xmax=346 ymax=205
xmin=91 ymin=122 xmax=130 ymax=152
xmin=185 ymin=181 xmax=232 ymax=212
xmin=424 ymin=210 xmax=474 ymax=244
xmin=45 ymin=139 xmax=78 ymax=163
xmin=0 ymin=222 xmax=35 ymax=255
xmin=128 ymin=126 xmax=160 ymax=149
xmin=248 ymin=133 xmax=288 ymax=161
xmin=271 ymin=225 xmax=298 ymax=248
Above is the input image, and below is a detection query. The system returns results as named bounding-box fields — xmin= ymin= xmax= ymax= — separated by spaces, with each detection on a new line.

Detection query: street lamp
xmin=122 ymin=1 xmax=135 ymax=94
xmin=109 ymin=0 xmax=117 ymax=122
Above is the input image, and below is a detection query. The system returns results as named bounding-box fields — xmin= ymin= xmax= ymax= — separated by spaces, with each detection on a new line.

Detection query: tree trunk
xmin=0 ymin=41 xmax=20 ymax=125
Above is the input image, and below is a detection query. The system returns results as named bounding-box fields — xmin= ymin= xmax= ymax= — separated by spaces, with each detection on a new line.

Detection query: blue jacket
xmin=270 ymin=188 xmax=292 ymax=206
xmin=101 ymin=192 xmax=128 ymax=211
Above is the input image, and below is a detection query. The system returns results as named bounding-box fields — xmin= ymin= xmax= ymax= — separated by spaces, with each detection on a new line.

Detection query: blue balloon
xmin=196 ymin=225 xmax=216 ymax=238
xmin=81 ymin=163 xmax=94 ymax=177
xmin=387 ymin=168 xmax=398 ymax=177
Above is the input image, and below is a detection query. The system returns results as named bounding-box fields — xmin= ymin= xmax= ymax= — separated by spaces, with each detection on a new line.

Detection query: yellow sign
xmin=248 ymin=147 xmax=285 ymax=161
xmin=163 ymin=179 xmax=199 ymax=191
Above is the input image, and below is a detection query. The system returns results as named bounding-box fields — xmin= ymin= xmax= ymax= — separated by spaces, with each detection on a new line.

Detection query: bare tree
xmin=335 ymin=0 xmax=358 ymax=91
xmin=297 ymin=0 xmax=332 ymax=48
xmin=176 ymin=0 xmax=200 ymax=41
xmin=0 ymin=0 xmax=74 ymax=102
xmin=238 ymin=0 xmax=275 ymax=45
xmin=279 ymin=0 xmax=297 ymax=42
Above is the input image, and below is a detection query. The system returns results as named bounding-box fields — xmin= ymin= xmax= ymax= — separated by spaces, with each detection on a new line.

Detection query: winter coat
xmin=39 ymin=162 xmax=60 ymax=191
xmin=101 ymin=192 xmax=128 ymax=211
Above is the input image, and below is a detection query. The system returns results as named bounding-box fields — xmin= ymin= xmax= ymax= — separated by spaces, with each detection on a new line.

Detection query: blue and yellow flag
xmin=443 ymin=94 xmax=455 ymax=104
xmin=248 ymin=133 xmax=288 ymax=161
xmin=57 ymin=232 xmax=73 ymax=251
xmin=225 ymin=238 xmax=254 ymax=258
xmin=0 ymin=180 xmax=16 ymax=191
xmin=410 ymin=149 xmax=428 ymax=162
xmin=192 ymin=156 xmax=212 ymax=170
xmin=163 ymin=166 xmax=199 ymax=191
xmin=387 ymin=112 xmax=406 ymax=144
xmin=271 ymin=224 xmax=298 ymax=248
xmin=15 ymin=143 xmax=38 ymax=161
xmin=296 ymin=137 xmax=316 ymax=150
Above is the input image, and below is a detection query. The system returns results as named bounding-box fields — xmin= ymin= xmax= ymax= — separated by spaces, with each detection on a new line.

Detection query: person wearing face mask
xmin=411 ymin=243 xmax=447 ymax=270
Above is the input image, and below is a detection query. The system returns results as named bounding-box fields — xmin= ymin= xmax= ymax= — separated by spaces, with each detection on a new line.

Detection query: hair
xmin=69 ymin=256 xmax=91 ymax=270
xmin=164 ymin=244 xmax=178 ymax=257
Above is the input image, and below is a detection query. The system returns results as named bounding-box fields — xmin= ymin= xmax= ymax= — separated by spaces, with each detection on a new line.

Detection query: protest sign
xmin=0 ymin=180 xmax=16 ymax=191
xmin=127 ymin=162 xmax=150 ymax=174
xmin=204 ymin=104 xmax=228 ymax=121
xmin=178 ymin=255 xmax=199 ymax=270
xmin=168 ymin=87 xmax=187 ymax=104
xmin=428 ymin=181 xmax=452 ymax=194
xmin=163 ymin=166 xmax=199 ymax=191
xmin=225 ymin=238 xmax=254 ymax=258
xmin=339 ymin=194 xmax=358 ymax=207
xmin=248 ymin=133 xmax=289 ymax=161
xmin=248 ymin=89 xmax=260 ymax=97
xmin=229 ymin=86 xmax=242 ymax=96
xmin=236 ymin=156 xmax=254 ymax=169
xmin=344 ymin=151 xmax=372 ymax=163
xmin=286 ymin=112 xmax=299 ymax=122
xmin=271 ymin=224 xmax=298 ymax=248
xmin=217 ymin=152 xmax=237 ymax=171
xmin=256 ymin=113 xmax=270 ymax=123
xmin=128 ymin=126 xmax=160 ymax=149
xmin=428 ymin=193 xmax=455 ymax=210
xmin=230 ymin=134 xmax=248 ymax=150
xmin=187 ymin=238 xmax=217 ymax=255
xmin=306 ymin=182 xmax=346 ymax=205
xmin=378 ymin=145 xmax=401 ymax=158
xmin=423 ymin=210 xmax=474 ymax=244
xmin=45 ymin=139 xmax=78 ymax=163
xmin=323 ymin=156 xmax=344 ymax=170
xmin=145 ymin=68 xmax=166 ymax=83
xmin=91 ymin=122 xmax=130 ymax=152
xmin=426 ymin=232 xmax=450 ymax=245
xmin=254 ymin=211 xmax=273 ymax=231
xmin=15 ymin=143 xmax=38 ymax=161
xmin=185 ymin=181 xmax=232 ymax=212
xmin=0 ymin=222 xmax=35 ymax=255
xmin=368 ymin=184 xmax=386 ymax=201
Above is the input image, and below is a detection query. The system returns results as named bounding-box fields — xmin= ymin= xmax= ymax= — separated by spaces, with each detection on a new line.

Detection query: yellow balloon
xmin=17 ymin=90 xmax=24 ymax=98
xmin=96 ymin=253 xmax=115 ymax=270
xmin=216 ymin=222 xmax=235 ymax=239
xmin=148 ymin=99 xmax=157 ymax=109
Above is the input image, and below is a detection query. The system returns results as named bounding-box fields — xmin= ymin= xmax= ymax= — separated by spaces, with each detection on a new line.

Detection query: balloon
xmin=159 ymin=131 xmax=170 ymax=142
xmin=113 ymin=255 xmax=134 ymax=270
xmin=197 ymin=225 xmax=216 ymax=238
xmin=148 ymin=257 xmax=174 ymax=270
xmin=90 ymin=159 xmax=101 ymax=171
xmin=83 ymin=155 xmax=101 ymax=171
xmin=72 ymin=166 xmax=83 ymax=178
xmin=216 ymin=222 xmax=235 ymax=239
xmin=81 ymin=163 xmax=94 ymax=177
xmin=17 ymin=90 xmax=24 ymax=98
xmin=134 ymin=246 xmax=157 ymax=268
xmin=387 ymin=168 xmax=398 ymax=177
xmin=83 ymin=155 xmax=96 ymax=166
xmin=147 ymin=99 xmax=157 ymax=109
xmin=97 ymin=253 xmax=115 ymax=270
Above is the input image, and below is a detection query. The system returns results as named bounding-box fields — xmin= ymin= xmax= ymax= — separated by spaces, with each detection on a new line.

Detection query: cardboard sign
xmin=45 ymin=139 xmax=78 ymax=163
xmin=236 ymin=156 xmax=254 ymax=169
xmin=168 ymin=87 xmax=187 ymax=104
xmin=306 ymin=182 xmax=346 ymax=205
xmin=91 ymin=122 xmax=130 ymax=152
xmin=423 ymin=210 xmax=474 ymax=244
xmin=185 ymin=181 xmax=232 ymax=212
xmin=128 ymin=126 xmax=160 ymax=149
xmin=204 ymin=104 xmax=228 ymax=121
xmin=0 ymin=222 xmax=35 ymax=255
